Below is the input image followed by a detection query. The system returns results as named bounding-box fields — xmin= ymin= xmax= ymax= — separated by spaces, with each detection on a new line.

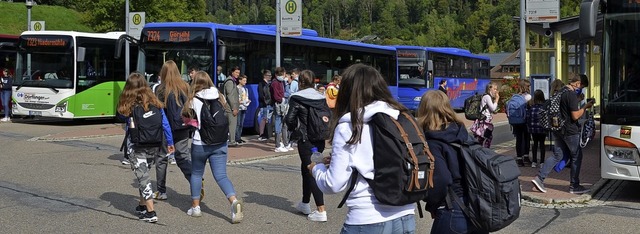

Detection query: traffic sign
xmin=526 ymin=0 xmax=559 ymax=23
xmin=280 ymin=0 xmax=301 ymax=37
xmin=31 ymin=21 xmax=45 ymax=31
xmin=129 ymin=12 xmax=145 ymax=39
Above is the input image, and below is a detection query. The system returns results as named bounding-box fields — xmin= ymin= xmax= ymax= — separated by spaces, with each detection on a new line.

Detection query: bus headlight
xmin=603 ymin=136 xmax=640 ymax=165
xmin=55 ymin=101 xmax=67 ymax=113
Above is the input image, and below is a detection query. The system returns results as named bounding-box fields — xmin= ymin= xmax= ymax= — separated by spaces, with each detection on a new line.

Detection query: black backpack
xmin=128 ymin=104 xmax=164 ymax=146
xmin=305 ymin=102 xmax=332 ymax=142
xmin=338 ymin=112 xmax=435 ymax=218
xmin=540 ymin=87 xmax=570 ymax=132
xmin=449 ymin=140 xmax=521 ymax=232
xmin=464 ymin=94 xmax=488 ymax=121
xmin=195 ymin=96 xmax=229 ymax=145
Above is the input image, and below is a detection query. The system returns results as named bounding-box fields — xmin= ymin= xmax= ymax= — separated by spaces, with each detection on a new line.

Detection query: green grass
xmin=0 ymin=2 xmax=92 ymax=35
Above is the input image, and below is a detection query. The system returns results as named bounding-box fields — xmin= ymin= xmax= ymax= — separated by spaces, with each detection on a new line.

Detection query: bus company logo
xmin=23 ymin=93 xmax=49 ymax=102
xmin=16 ymin=92 xmax=24 ymax=98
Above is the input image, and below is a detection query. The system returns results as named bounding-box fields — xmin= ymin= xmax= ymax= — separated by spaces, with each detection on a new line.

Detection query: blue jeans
xmin=190 ymin=143 xmax=236 ymax=200
xmin=538 ymin=132 xmax=583 ymax=187
xmin=235 ymin=110 xmax=246 ymax=141
xmin=1 ymin=90 xmax=10 ymax=118
xmin=431 ymin=199 xmax=488 ymax=234
xmin=341 ymin=214 xmax=415 ymax=234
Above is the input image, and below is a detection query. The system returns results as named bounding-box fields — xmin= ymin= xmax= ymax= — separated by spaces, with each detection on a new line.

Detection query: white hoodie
xmin=312 ymin=101 xmax=415 ymax=225
xmin=190 ymin=87 xmax=220 ymax=145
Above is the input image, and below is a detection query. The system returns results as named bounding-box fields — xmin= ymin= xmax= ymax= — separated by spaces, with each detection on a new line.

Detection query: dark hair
xmin=274 ymin=67 xmax=286 ymax=76
xmin=230 ymin=66 xmax=241 ymax=74
xmin=262 ymin=69 xmax=272 ymax=75
xmin=291 ymin=68 xmax=300 ymax=75
xmin=439 ymin=79 xmax=446 ymax=85
xmin=298 ymin=70 xmax=315 ymax=90
xmin=188 ymin=67 xmax=199 ymax=73
xmin=533 ymin=89 xmax=545 ymax=105
xmin=330 ymin=64 xmax=408 ymax=144
xmin=580 ymin=74 xmax=589 ymax=88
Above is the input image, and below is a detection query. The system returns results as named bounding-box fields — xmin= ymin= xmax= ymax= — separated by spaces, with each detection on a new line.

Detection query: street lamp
xmin=26 ymin=0 xmax=34 ymax=31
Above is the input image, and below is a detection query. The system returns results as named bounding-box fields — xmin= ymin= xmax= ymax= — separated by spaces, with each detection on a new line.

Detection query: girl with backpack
xmin=527 ymin=90 xmax=547 ymax=168
xmin=470 ymin=82 xmax=499 ymax=148
xmin=285 ymin=69 xmax=329 ymax=222
xmin=309 ymin=64 xmax=416 ymax=232
xmin=181 ymin=71 xmax=243 ymax=223
xmin=117 ymin=73 xmax=175 ymax=223
xmin=416 ymin=90 xmax=488 ymax=234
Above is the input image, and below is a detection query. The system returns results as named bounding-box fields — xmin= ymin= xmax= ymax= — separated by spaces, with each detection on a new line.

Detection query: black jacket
xmin=258 ymin=79 xmax=271 ymax=108
xmin=423 ymin=122 xmax=468 ymax=212
xmin=285 ymin=88 xmax=326 ymax=142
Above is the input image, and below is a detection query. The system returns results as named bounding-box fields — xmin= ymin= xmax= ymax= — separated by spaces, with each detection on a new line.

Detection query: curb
xmin=521 ymin=178 xmax=607 ymax=205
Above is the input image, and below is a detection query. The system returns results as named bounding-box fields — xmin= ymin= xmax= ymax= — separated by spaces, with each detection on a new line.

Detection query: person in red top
xmin=271 ymin=67 xmax=287 ymax=152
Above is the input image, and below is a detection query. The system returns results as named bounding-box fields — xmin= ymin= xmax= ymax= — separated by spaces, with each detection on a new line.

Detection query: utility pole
xmin=275 ymin=0 xmax=281 ymax=67
xmin=125 ymin=0 xmax=130 ymax=77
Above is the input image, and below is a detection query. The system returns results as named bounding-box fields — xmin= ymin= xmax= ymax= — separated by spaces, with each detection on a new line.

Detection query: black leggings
xmin=531 ymin=133 xmax=546 ymax=163
xmin=298 ymin=140 xmax=325 ymax=206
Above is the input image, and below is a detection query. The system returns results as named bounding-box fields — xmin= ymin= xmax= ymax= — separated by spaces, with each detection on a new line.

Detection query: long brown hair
xmin=117 ymin=73 xmax=164 ymax=116
xmin=182 ymin=71 xmax=214 ymax=117
xmin=416 ymin=90 xmax=463 ymax=131
xmin=298 ymin=70 xmax=315 ymax=90
xmin=330 ymin=64 xmax=408 ymax=144
xmin=158 ymin=60 xmax=189 ymax=107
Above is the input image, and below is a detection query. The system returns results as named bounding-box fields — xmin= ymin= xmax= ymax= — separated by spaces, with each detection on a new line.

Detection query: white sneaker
xmin=231 ymin=199 xmax=243 ymax=224
xmin=169 ymin=157 xmax=176 ymax=165
xmin=275 ymin=146 xmax=288 ymax=152
xmin=286 ymin=143 xmax=294 ymax=151
xmin=296 ymin=202 xmax=311 ymax=215
xmin=531 ymin=162 xmax=537 ymax=168
xmin=187 ymin=206 xmax=202 ymax=217
xmin=153 ymin=191 xmax=168 ymax=200
xmin=307 ymin=210 xmax=327 ymax=222
xmin=121 ymin=160 xmax=130 ymax=165
xmin=0 ymin=117 xmax=8 ymax=122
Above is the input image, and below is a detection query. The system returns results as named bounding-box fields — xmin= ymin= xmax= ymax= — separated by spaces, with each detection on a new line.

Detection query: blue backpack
xmin=506 ymin=94 xmax=527 ymax=124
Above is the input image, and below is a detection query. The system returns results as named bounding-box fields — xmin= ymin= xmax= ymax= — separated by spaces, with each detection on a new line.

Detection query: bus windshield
xmin=398 ymin=49 xmax=428 ymax=87
xmin=15 ymin=36 xmax=73 ymax=89
xmin=601 ymin=3 xmax=640 ymax=125
xmin=140 ymin=45 xmax=213 ymax=83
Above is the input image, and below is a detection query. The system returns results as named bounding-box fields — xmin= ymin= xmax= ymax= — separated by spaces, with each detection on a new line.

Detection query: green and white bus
xmin=12 ymin=31 xmax=135 ymax=119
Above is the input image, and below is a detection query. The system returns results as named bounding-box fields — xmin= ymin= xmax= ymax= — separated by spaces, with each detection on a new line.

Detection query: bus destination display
xmin=144 ymin=30 xmax=209 ymax=43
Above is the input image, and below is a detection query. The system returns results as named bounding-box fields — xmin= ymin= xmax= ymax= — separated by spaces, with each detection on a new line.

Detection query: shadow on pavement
xmin=243 ymin=191 xmax=296 ymax=214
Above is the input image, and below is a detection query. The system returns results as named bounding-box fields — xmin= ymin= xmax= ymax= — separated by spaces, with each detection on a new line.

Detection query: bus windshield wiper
xmin=49 ymin=87 xmax=59 ymax=94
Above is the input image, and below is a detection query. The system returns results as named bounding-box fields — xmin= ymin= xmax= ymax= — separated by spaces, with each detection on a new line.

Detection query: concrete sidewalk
xmin=35 ymin=112 xmax=604 ymax=205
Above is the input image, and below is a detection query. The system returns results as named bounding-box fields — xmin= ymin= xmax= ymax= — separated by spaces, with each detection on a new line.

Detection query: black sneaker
xmin=523 ymin=156 xmax=532 ymax=165
xmin=516 ymin=158 xmax=525 ymax=167
xmin=135 ymin=205 xmax=147 ymax=215
xmin=569 ymin=185 xmax=590 ymax=194
xmin=139 ymin=211 xmax=158 ymax=223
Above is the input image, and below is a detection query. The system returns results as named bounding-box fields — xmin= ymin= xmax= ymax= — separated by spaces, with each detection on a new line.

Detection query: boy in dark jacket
xmin=257 ymin=69 xmax=273 ymax=141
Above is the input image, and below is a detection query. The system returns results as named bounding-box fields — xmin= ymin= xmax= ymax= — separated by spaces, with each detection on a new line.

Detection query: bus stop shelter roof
xmin=519 ymin=15 xmax=603 ymax=44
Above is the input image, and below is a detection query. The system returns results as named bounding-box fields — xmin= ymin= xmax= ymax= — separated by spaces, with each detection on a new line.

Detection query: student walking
xmin=153 ymin=60 xmax=195 ymax=201
xmin=182 ymin=71 xmax=244 ymax=223
xmin=532 ymin=74 xmax=594 ymax=195
xmin=506 ymin=79 xmax=532 ymax=166
xmin=272 ymin=67 xmax=288 ymax=152
xmin=1 ymin=68 xmax=12 ymax=122
xmin=527 ymin=90 xmax=547 ymax=168
xmin=117 ymin=73 xmax=175 ymax=223
xmin=236 ymin=74 xmax=250 ymax=144
xmin=286 ymin=69 xmax=329 ymax=222
xmin=223 ymin=66 xmax=241 ymax=147
xmin=471 ymin=82 xmax=500 ymax=148
xmin=416 ymin=90 xmax=488 ymax=234
xmin=310 ymin=64 xmax=416 ymax=231
xmin=257 ymin=69 xmax=273 ymax=142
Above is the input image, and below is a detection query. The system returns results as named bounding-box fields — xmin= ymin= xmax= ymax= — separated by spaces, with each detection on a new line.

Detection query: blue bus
xmin=393 ymin=46 xmax=491 ymax=110
xmin=118 ymin=22 xmax=398 ymax=132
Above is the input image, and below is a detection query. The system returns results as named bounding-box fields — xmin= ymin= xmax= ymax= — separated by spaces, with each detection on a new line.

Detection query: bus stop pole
xmin=520 ymin=0 xmax=526 ymax=81
xmin=125 ymin=0 xmax=130 ymax=77
xmin=276 ymin=0 xmax=281 ymax=68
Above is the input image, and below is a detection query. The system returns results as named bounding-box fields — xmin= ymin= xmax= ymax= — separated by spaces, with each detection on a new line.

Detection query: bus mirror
xmin=115 ymin=37 xmax=124 ymax=59
xmin=77 ymin=47 xmax=86 ymax=62
xmin=427 ymin=60 xmax=433 ymax=71
xmin=217 ymin=40 xmax=226 ymax=61
xmin=579 ymin=0 xmax=599 ymax=39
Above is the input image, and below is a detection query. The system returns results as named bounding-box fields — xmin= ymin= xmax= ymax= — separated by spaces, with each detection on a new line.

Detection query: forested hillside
xmin=12 ymin=0 xmax=583 ymax=53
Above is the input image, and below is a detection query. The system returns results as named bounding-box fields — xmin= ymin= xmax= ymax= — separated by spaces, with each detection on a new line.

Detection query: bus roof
xmin=20 ymin=31 xmax=126 ymax=40
xmin=0 ymin=34 xmax=19 ymax=40
xmin=392 ymin=45 xmax=489 ymax=60
xmin=144 ymin=22 xmax=396 ymax=53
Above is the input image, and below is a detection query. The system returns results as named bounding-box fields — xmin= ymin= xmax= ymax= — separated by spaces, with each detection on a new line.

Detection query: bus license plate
xmin=29 ymin=111 xmax=42 ymax=116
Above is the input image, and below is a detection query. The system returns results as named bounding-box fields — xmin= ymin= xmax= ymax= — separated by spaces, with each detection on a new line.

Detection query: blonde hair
xmin=157 ymin=60 xmax=190 ymax=107
xmin=416 ymin=90 xmax=463 ymax=131
xmin=550 ymin=79 xmax=565 ymax=96
xmin=117 ymin=73 xmax=164 ymax=116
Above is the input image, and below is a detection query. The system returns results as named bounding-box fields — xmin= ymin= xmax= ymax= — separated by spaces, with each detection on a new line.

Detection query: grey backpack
xmin=449 ymin=139 xmax=521 ymax=232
